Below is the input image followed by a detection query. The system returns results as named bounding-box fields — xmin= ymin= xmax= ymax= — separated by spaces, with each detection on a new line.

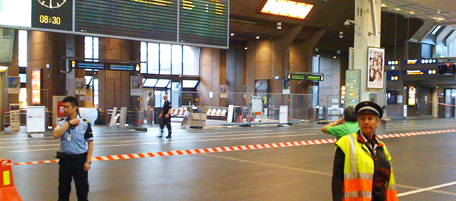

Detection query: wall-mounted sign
xmin=406 ymin=70 xmax=423 ymax=75
xmin=406 ymin=59 xmax=437 ymax=65
xmin=8 ymin=76 xmax=20 ymax=94
xmin=345 ymin=70 xmax=360 ymax=107
xmin=386 ymin=60 xmax=400 ymax=66
xmin=387 ymin=71 xmax=400 ymax=81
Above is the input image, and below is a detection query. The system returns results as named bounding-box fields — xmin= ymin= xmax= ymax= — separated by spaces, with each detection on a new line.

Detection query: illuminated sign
xmin=31 ymin=69 xmax=41 ymax=105
xmin=108 ymin=63 xmax=135 ymax=71
xmin=259 ymin=0 xmax=314 ymax=19
xmin=406 ymin=70 xmax=423 ymax=75
xmin=75 ymin=61 xmax=106 ymax=70
xmin=427 ymin=69 xmax=437 ymax=75
xmin=408 ymin=86 xmax=416 ymax=106
xmin=406 ymin=59 xmax=437 ymax=65
xmin=289 ymin=74 xmax=306 ymax=80
xmin=386 ymin=60 xmax=400 ymax=66
xmin=287 ymin=72 xmax=324 ymax=81
xmin=407 ymin=59 xmax=418 ymax=65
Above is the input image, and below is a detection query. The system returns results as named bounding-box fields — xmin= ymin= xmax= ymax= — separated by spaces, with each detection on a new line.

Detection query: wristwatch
xmin=86 ymin=161 xmax=91 ymax=164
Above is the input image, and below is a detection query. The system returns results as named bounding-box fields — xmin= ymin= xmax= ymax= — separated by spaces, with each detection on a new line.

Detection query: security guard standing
xmin=332 ymin=101 xmax=397 ymax=201
xmin=54 ymin=96 xmax=94 ymax=201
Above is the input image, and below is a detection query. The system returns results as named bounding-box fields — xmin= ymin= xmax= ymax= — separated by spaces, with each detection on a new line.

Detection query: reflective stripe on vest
xmin=338 ymin=133 xmax=398 ymax=201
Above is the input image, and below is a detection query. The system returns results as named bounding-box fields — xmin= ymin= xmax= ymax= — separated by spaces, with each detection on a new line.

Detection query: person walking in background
xmin=332 ymin=101 xmax=397 ymax=201
xmin=53 ymin=96 xmax=94 ymax=201
xmin=158 ymin=94 xmax=172 ymax=138
xmin=321 ymin=106 xmax=359 ymax=141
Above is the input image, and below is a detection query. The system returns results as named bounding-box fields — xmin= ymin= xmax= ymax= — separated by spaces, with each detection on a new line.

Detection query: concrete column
xmin=432 ymin=87 xmax=438 ymax=118
xmin=353 ymin=0 xmax=383 ymax=103
xmin=199 ymin=48 xmax=220 ymax=107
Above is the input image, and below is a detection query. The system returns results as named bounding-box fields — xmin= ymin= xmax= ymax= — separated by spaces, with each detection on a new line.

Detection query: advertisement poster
xmin=282 ymin=79 xmax=290 ymax=94
xmin=220 ymin=85 xmax=228 ymax=98
xmin=8 ymin=76 xmax=20 ymax=94
xmin=367 ymin=47 xmax=385 ymax=88
xmin=75 ymin=78 xmax=86 ymax=95
xmin=130 ymin=76 xmax=142 ymax=96
xmin=31 ymin=69 xmax=41 ymax=104
xmin=143 ymin=88 xmax=155 ymax=110
xmin=26 ymin=106 xmax=46 ymax=133
xmin=408 ymin=86 xmax=416 ymax=106
xmin=345 ymin=70 xmax=361 ymax=107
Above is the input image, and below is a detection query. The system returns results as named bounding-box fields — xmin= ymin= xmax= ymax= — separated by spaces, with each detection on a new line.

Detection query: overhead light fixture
xmin=230 ymin=33 xmax=235 ymax=36
xmin=409 ymin=11 xmax=415 ymax=15
xmin=244 ymin=47 xmax=248 ymax=50
xmin=395 ymin=8 xmax=400 ymax=11
xmin=259 ymin=0 xmax=314 ymax=20
xmin=0 ymin=66 xmax=8 ymax=73
xmin=381 ymin=4 xmax=386 ymax=7
xmin=256 ymin=36 xmax=260 ymax=39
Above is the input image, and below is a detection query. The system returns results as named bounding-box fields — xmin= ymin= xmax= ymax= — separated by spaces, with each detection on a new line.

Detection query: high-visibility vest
xmin=336 ymin=132 xmax=398 ymax=201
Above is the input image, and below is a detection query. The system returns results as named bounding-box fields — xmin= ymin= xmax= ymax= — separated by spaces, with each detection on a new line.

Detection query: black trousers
xmin=159 ymin=117 xmax=172 ymax=134
xmin=58 ymin=153 xmax=89 ymax=201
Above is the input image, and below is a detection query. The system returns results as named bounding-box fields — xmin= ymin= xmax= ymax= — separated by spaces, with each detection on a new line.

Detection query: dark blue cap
xmin=355 ymin=101 xmax=383 ymax=118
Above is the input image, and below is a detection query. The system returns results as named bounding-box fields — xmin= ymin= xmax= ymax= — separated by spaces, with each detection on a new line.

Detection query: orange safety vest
xmin=336 ymin=132 xmax=398 ymax=201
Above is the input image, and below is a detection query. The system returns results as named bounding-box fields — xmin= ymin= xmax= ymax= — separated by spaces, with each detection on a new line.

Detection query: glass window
xmin=94 ymin=78 xmax=99 ymax=106
xmin=143 ymin=78 xmax=158 ymax=87
xmin=182 ymin=80 xmax=199 ymax=88
xmin=84 ymin=37 xmax=93 ymax=60
xmin=18 ymin=30 xmax=27 ymax=67
xmin=183 ymin=46 xmax=200 ymax=75
xmin=155 ymin=79 xmax=170 ymax=88
xmin=160 ymin=44 xmax=171 ymax=74
xmin=148 ymin=43 xmax=159 ymax=74
xmin=140 ymin=42 xmax=147 ymax=74
xmin=19 ymin=74 xmax=26 ymax=83
xmin=84 ymin=36 xmax=99 ymax=61
xmin=172 ymin=45 xmax=182 ymax=75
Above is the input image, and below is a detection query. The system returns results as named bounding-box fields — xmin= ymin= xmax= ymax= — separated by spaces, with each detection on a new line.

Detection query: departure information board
xmin=179 ymin=0 xmax=229 ymax=47
xmin=0 ymin=0 xmax=229 ymax=48
xmin=75 ymin=0 xmax=178 ymax=42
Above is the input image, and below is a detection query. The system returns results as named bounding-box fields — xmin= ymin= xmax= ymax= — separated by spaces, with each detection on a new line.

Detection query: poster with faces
xmin=367 ymin=47 xmax=385 ymax=89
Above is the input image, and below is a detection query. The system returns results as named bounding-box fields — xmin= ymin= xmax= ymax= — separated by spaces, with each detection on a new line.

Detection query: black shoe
xmin=165 ymin=135 xmax=171 ymax=139
xmin=157 ymin=135 xmax=163 ymax=138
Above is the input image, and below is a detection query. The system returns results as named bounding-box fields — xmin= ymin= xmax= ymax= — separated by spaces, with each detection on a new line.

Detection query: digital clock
xmin=32 ymin=0 xmax=72 ymax=30
xmin=39 ymin=15 xmax=62 ymax=25
xmin=36 ymin=0 xmax=67 ymax=9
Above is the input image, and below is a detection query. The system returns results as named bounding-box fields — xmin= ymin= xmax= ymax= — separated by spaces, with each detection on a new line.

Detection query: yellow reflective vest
xmin=335 ymin=132 xmax=398 ymax=201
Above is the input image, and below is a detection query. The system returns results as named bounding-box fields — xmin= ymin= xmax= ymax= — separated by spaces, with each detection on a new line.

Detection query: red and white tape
xmin=10 ymin=129 xmax=456 ymax=166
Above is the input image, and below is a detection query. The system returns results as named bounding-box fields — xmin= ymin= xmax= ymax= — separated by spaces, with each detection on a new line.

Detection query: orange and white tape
xmin=10 ymin=129 xmax=456 ymax=166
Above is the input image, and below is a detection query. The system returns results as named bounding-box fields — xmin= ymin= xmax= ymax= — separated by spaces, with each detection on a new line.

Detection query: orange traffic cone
xmin=0 ymin=159 xmax=21 ymax=201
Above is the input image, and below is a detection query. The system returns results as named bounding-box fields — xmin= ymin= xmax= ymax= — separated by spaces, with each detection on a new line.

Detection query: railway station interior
xmin=1 ymin=0 xmax=456 ymax=200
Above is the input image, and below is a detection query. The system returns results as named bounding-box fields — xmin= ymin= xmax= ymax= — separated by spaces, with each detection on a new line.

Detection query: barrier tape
xmin=9 ymin=129 xmax=456 ymax=166
xmin=427 ymin=101 xmax=456 ymax=107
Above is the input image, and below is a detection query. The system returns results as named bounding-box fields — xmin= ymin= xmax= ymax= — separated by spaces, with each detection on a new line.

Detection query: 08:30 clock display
xmin=39 ymin=15 xmax=61 ymax=25
xmin=32 ymin=0 xmax=72 ymax=31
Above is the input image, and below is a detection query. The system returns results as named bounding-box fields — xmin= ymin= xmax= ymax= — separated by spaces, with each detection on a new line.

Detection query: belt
xmin=59 ymin=152 xmax=87 ymax=160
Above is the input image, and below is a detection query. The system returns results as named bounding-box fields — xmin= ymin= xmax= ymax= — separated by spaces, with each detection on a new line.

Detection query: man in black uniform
xmin=158 ymin=94 xmax=172 ymax=138
xmin=54 ymin=96 xmax=94 ymax=201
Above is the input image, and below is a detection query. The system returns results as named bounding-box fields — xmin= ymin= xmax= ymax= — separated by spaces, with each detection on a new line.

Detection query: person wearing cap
xmin=54 ymin=96 xmax=94 ymax=201
xmin=332 ymin=101 xmax=398 ymax=201
xmin=321 ymin=106 xmax=359 ymax=141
